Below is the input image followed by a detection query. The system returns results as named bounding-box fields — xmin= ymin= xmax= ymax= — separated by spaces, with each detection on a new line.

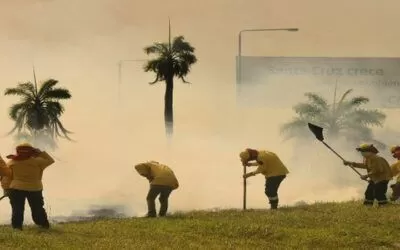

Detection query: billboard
xmin=236 ymin=57 xmax=400 ymax=109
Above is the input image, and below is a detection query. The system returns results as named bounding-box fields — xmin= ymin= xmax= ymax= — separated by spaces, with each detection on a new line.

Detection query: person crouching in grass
xmin=135 ymin=161 xmax=179 ymax=217
xmin=6 ymin=143 xmax=55 ymax=230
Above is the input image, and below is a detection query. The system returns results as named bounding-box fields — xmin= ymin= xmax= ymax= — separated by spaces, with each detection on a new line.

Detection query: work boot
xmin=378 ymin=200 xmax=389 ymax=207
xmin=270 ymin=200 xmax=278 ymax=210
xmin=39 ymin=224 xmax=50 ymax=230
xmin=363 ymin=200 xmax=374 ymax=206
xmin=144 ymin=213 xmax=156 ymax=218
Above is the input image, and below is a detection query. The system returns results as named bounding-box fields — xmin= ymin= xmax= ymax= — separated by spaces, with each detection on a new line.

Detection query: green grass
xmin=0 ymin=201 xmax=399 ymax=249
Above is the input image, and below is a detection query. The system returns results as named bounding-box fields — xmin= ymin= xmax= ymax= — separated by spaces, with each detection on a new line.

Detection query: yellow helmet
xmin=239 ymin=150 xmax=250 ymax=163
xmin=356 ymin=143 xmax=379 ymax=153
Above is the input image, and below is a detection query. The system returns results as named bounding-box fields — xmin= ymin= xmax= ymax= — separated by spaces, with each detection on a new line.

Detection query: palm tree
xmin=4 ymin=69 xmax=72 ymax=149
xmin=143 ymin=20 xmax=197 ymax=136
xmin=280 ymin=85 xmax=386 ymax=148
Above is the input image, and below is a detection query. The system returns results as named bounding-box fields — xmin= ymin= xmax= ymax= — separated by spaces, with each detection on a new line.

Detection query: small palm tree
xmin=4 ymin=69 xmax=72 ymax=149
xmin=143 ymin=20 xmax=197 ymax=136
xmin=280 ymin=86 xmax=386 ymax=148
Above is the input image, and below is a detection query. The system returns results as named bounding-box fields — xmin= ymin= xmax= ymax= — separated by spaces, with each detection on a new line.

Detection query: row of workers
xmin=0 ymin=143 xmax=399 ymax=229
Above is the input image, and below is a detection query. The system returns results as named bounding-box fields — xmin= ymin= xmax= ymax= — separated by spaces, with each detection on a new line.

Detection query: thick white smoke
xmin=0 ymin=0 xmax=399 ymax=224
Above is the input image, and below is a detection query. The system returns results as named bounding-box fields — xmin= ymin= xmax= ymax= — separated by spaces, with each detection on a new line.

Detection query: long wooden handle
xmin=243 ymin=165 xmax=247 ymax=210
xmin=321 ymin=141 xmax=366 ymax=180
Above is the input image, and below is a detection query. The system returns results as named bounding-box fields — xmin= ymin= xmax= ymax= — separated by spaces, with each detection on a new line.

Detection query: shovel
xmin=307 ymin=123 xmax=365 ymax=179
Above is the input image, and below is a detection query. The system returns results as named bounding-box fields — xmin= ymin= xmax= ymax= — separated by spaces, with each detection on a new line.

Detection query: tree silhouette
xmin=143 ymin=20 xmax=197 ymax=137
xmin=4 ymin=69 xmax=72 ymax=150
xmin=280 ymin=86 xmax=386 ymax=148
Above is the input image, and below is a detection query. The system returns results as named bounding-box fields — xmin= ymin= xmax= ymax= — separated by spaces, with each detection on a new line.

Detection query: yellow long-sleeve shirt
xmin=352 ymin=155 xmax=392 ymax=183
xmin=9 ymin=151 xmax=55 ymax=191
xmin=0 ymin=156 xmax=12 ymax=190
xmin=135 ymin=161 xmax=179 ymax=189
xmin=391 ymin=160 xmax=400 ymax=183
xmin=253 ymin=151 xmax=289 ymax=178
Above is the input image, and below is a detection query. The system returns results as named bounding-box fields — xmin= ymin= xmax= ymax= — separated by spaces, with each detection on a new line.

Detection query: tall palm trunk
xmin=164 ymin=74 xmax=174 ymax=136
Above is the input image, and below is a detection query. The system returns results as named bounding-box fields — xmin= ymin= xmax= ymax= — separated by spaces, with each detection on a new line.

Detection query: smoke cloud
xmin=0 ymin=0 xmax=399 ymax=224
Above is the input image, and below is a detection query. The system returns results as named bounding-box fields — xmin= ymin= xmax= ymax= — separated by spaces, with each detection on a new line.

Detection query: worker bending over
xmin=135 ymin=161 xmax=179 ymax=217
xmin=240 ymin=148 xmax=289 ymax=209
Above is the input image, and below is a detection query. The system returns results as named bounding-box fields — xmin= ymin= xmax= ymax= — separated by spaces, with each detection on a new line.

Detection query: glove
xmin=243 ymin=172 xmax=254 ymax=178
xmin=343 ymin=160 xmax=352 ymax=166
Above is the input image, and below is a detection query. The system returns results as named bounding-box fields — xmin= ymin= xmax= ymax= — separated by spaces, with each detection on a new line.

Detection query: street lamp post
xmin=237 ymin=28 xmax=298 ymax=211
xmin=117 ymin=59 xmax=147 ymax=100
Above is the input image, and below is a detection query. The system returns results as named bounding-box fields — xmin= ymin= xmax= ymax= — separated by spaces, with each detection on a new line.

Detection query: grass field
xmin=0 ymin=201 xmax=399 ymax=249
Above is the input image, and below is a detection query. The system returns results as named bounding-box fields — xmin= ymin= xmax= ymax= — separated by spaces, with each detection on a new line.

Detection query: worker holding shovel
xmin=240 ymin=148 xmax=289 ymax=210
xmin=343 ymin=144 xmax=392 ymax=206
xmin=389 ymin=145 xmax=400 ymax=201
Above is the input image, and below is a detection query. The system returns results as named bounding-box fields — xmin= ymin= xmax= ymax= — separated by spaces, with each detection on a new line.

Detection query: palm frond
xmin=348 ymin=96 xmax=370 ymax=106
xmin=337 ymin=96 xmax=370 ymax=113
xmin=4 ymin=85 xmax=33 ymax=99
xmin=337 ymin=89 xmax=353 ymax=104
xmin=347 ymin=109 xmax=386 ymax=127
xmin=292 ymin=103 xmax=323 ymax=118
xmin=9 ymin=103 xmax=30 ymax=120
xmin=144 ymin=43 xmax=169 ymax=55
xmin=38 ymin=79 xmax=58 ymax=98
xmin=304 ymin=92 xmax=329 ymax=110
xmin=44 ymin=88 xmax=72 ymax=100
xmin=49 ymin=118 xmax=73 ymax=141
xmin=46 ymin=101 xmax=65 ymax=116
xmin=144 ymin=59 xmax=162 ymax=73
xmin=172 ymin=36 xmax=195 ymax=53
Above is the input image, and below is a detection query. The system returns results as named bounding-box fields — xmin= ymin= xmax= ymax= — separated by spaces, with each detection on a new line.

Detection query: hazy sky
xmin=0 ymin=0 xmax=399 ymax=222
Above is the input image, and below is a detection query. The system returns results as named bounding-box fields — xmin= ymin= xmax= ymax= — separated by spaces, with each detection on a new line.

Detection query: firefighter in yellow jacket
xmin=0 ymin=155 xmax=12 ymax=198
xmin=135 ymin=161 xmax=179 ymax=217
xmin=343 ymin=144 xmax=392 ymax=206
xmin=6 ymin=143 xmax=55 ymax=230
xmin=389 ymin=145 xmax=400 ymax=201
xmin=240 ymin=148 xmax=289 ymax=209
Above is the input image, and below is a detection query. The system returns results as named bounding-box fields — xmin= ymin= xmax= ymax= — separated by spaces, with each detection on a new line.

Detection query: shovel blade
xmin=308 ymin=123 xmax=324 ymax=141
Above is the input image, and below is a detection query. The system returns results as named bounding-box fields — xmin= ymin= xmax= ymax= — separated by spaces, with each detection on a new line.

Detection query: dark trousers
xmin=146 ymin=185 xmax=173 ymax=217
xmin=265 ymin=175 xmax=286 ymax=209
xmin=8 ymin=189 xmax=50 ymax=229
xmin=364 ymin=180 xmax=389 ymax=206
xmin=390 ymin=183 xmax=400 ymax=201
